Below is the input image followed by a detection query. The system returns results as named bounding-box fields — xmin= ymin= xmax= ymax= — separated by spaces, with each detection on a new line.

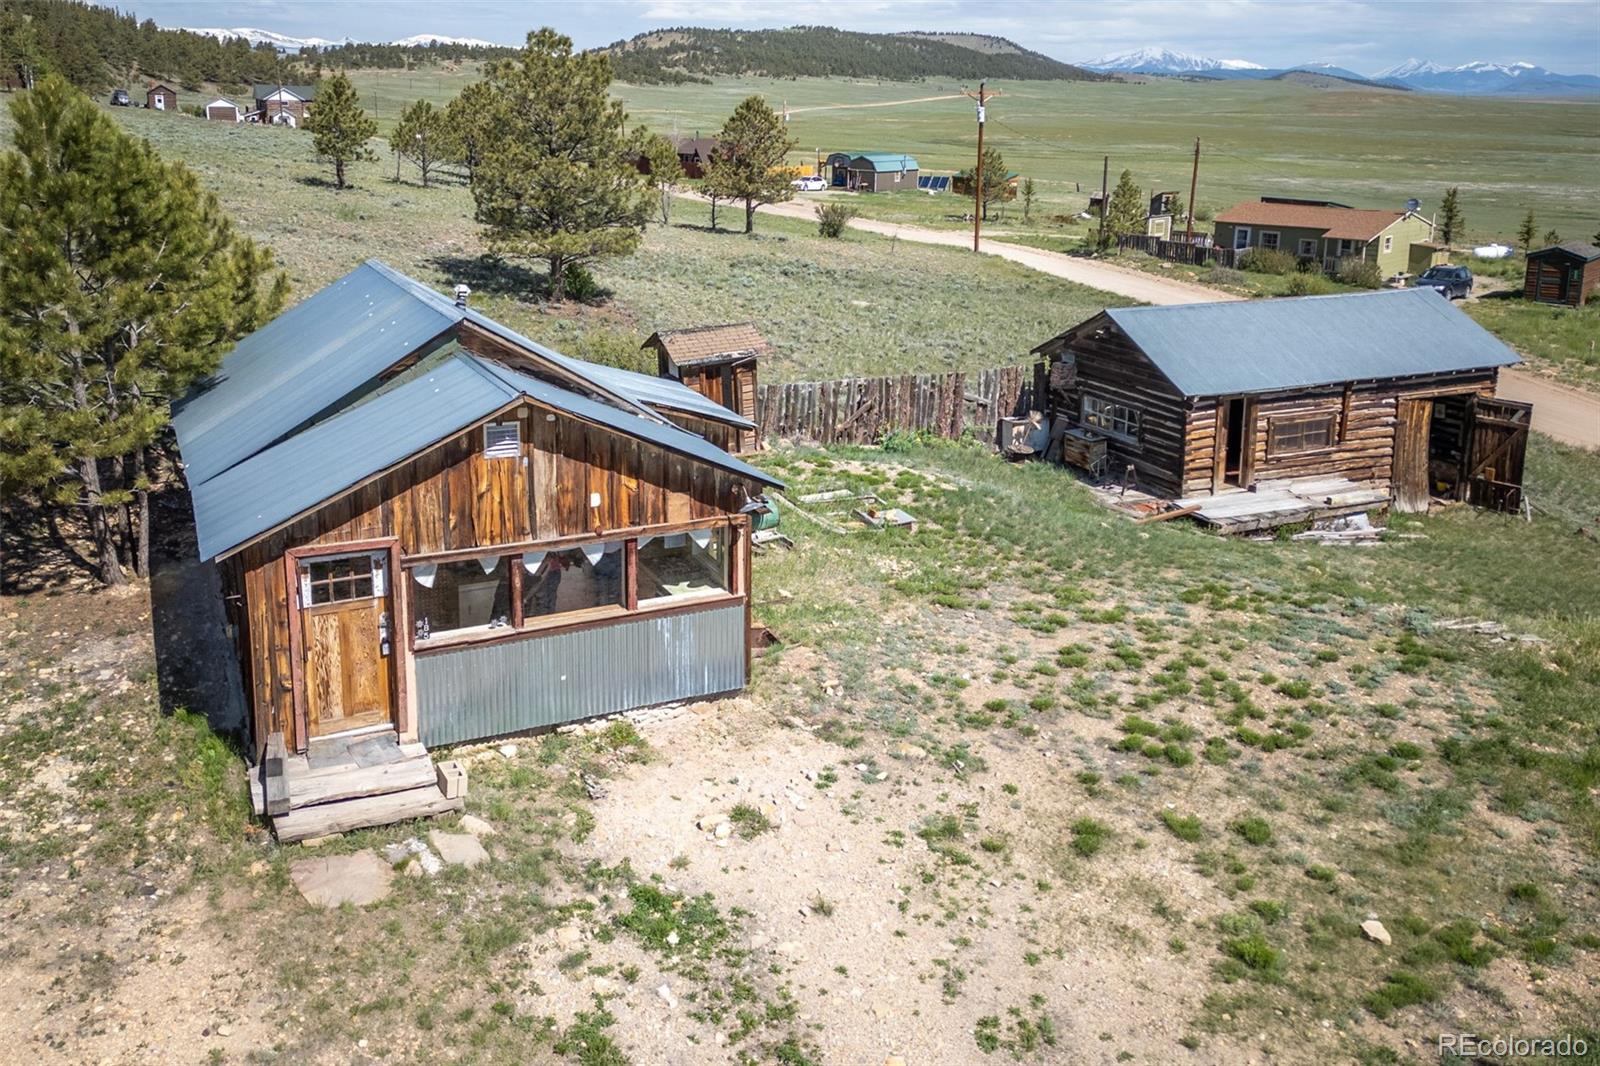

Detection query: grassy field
xmin=610 ymin=75 xmax=1600 ymax=246
xmin=0 ymin=100 xmax=1125 ymax=383
xmin=3 ymin=433 xmax=1597 ymax=1063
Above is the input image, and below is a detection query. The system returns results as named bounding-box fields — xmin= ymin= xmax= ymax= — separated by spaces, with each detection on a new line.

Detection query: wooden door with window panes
xmin=297 ymin=551 xmax=395 ymax=738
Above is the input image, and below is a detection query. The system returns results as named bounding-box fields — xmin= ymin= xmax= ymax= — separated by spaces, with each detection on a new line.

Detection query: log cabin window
xmin=638 ymin=528 xmax=729 ymax=604
xmin=301 ymin=554 xmax=379 ymax=605
xmin=412 ymin=557 xmax=511 ymax=640
xmin=483 ymin=421 xmax=520 ymax=458
xmin=1267 ymin=415 xmax=1336 ymax=456
xmin=1081 ymin=394 xmax=1140 ymax=443
xmin=520 ymin=544 xmax=625 ymax=620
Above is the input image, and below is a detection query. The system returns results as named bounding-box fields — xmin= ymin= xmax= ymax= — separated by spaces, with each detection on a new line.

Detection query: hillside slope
xmin=605 ymin=25 xmax=1105 ymax=84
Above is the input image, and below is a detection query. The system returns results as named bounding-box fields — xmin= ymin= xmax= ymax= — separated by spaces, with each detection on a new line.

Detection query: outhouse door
xmin=296 ymin=550 xmax=396 ymax=740
xmin=1392 ymin=398 xmax=1432 ymax=513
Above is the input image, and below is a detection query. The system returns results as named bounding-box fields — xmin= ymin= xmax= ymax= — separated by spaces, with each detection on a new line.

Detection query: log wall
xmin=1048 ymin=329 xmax=1188 ymax=497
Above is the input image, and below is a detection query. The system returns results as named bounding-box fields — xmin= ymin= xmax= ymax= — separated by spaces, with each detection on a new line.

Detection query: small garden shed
xmin=1524 ymin=241 xmax=1600 ymax=307
xmin=146 ymin=83 xmax=177 ymax=111
xmin=643 ymin=323 xmax=769 ymax=454
xmin=173 ymin=261 xmax=779 ymax=838
xmin=843 ymin=153 xmax=919 ymax=193
xmin=1033 ymin=289 xmax=1530 ymax=521
xmin=204 ymin=97 xmax=240 ymax=122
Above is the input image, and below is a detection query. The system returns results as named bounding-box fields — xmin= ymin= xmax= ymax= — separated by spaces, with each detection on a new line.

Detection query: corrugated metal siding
xmin=416 ymin=604 xmax=747 ymax=747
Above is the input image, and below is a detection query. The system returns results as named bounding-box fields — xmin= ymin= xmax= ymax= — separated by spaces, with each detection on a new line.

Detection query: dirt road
xmin=759 ymin=198 xmax=1600 ymax=447
xmin=1498 ymin=368 xmax=1600 ymax=448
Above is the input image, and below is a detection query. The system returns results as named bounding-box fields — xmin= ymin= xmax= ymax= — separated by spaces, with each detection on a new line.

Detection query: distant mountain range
xmin=1082 ymin=47 xmax=1600 ymax=96
xmin=180 ymin=27 xmax=502 ymax=52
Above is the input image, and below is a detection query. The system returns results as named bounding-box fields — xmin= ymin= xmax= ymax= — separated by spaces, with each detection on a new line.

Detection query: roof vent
xmin=454 ymin=284 xmax=471 ymax=308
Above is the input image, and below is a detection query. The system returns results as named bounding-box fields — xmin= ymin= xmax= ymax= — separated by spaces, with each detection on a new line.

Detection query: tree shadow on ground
xmin=146 ymin=483 xmax=249 ymax=749
xmin=426 ymin=254 xmax=615 ymax=306
xmin=0 ymin=497 xmax=97 ymax=595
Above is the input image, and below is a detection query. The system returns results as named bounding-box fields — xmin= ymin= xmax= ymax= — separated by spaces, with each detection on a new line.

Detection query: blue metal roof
xmin=190 ymin=354 xmax=781 ymax=560
xmin=172 ymin=262 xmax=459 ymax=486
xmin=189 ymin=357 xmax=509 ymax=561
xmin=853 ymin=153 xmax=919 ymax=172
xmin=1101 ymin=288 xmax=1521 ymax=398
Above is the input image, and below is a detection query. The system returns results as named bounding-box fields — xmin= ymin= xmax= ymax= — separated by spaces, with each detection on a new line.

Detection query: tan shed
xmin=643 ymin=323 xmax=769 ymax=454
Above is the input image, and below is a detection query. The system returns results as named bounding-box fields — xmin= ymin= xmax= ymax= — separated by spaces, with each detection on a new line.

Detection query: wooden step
xmin=251 ymin=744 xmax=435 ymax=816
xmin=270 ymin=785 xmax=464 ymax=843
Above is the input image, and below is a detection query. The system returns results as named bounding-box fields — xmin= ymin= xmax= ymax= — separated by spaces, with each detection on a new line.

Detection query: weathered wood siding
xmin=232 ymin=399 xmax=760 ymax=754
xmin=1052 ymin=328 xmax=1188 ymax=497
xmin=1524 ymin=250 xmax=1599 ymax=308
xmin=1178 ymin=372 xmax=1498 ymax=496
xmin=759 ymin=366 xmax=1031 ymax=448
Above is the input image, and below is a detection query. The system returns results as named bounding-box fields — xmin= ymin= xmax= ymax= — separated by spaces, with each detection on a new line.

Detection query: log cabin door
xmin=296 ymin=550 xmax=395 ymax=739
xmin=1462 ymin=396 xmax=1532 ymax=512
xmin=1392 ymin=398 xmax=1432 ymax=513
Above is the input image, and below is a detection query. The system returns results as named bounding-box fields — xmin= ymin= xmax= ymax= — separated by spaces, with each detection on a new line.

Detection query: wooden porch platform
xmin=1176 ymin=476 xmax=1392 ymax=534
xmin=250 ymin=731 xmax=463 ymax=843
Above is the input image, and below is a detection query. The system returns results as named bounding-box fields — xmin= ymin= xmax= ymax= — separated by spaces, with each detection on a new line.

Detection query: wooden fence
xmin=1117 ymin=234 xmax=1237 ymax=269
xmin=755 ymin=365 xmax=1036 ymax=448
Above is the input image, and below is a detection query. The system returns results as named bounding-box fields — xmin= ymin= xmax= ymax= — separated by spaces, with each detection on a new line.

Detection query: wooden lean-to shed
xmin=1524 ymin=241 xmax=1600 ymax=308
xmin=172 ymin=261 xmax=779 ymax=840
xmin=1033 ymin=289 xmax=1531 ymax=528
xmin=643 ymin=323 xmax=769 ymax=454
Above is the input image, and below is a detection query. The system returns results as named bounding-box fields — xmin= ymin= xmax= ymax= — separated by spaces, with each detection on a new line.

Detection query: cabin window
xmin=1081 ymin=395 xmax=1140 ymax=443
xmin=1259 ymin=231 xmax=1281 ymax=250
xmin=1267 ymin=415 xmax=1336 ymax=456
xmin=638 ymin=528 xmax=729 ymax=604
xmin=520 ymin=543 xmax=625 ymax=620
xmin=483 ymin=421 xmax=520 ymax=458
xmin=1297 ymin=238 xmax=1316 ymax=258
xmin=1382 ymin=235 xmax=1394 ymax=253
xmin=301 ymin=554 xmax=379 ymax=605
xmin=411 ymin=557 xmax=511 ymax=640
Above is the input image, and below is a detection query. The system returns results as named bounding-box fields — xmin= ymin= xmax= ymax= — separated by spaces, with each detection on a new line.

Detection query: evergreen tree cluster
xmin=303 ymin=40 xmax=518 ymax=71
xmin=604 ymin=26 xmax=1109 ymax=85
xmin=3 ymin=0 xmax=292 ymax=91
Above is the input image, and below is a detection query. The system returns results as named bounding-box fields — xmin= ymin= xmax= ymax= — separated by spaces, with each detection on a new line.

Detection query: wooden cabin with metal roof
xmin=643 ymin=323 xmax=769 ymax=454
xmin=1524 ymin=240 xmax=1600 ymax=308
xmin=172 ymin=261 xmax=779 ymax=840
xmin=1032 ymin=289 xmax=1531 ymax=530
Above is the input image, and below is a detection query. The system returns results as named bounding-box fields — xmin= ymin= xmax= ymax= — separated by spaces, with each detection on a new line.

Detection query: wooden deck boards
xmin=1176 ymin=476 xmax=1391 ymax=534
xmin=250 ymin=731 xmax=450 ymax=841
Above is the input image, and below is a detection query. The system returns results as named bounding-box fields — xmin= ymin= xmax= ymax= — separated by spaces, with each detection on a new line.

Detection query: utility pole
xmin=1097 ymin=155 xmax=1109 ymax=254
xmin=973 ymin=80 xmax=986 ymax=252
xmin=1185 ymin=138 xmax=1201 ymax=243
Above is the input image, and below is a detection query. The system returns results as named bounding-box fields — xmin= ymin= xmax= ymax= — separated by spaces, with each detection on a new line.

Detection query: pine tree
xmin=390 ymin=98 xmax=450 ymax=187
xmin=0 ymin=75 xmax=285 ymax=586
xmin=306 ymin=71 xmax=376 ymax=189
xmin=1517 ymin=210 xmax=1537 ymax=254
xmin=958 ymin=147 xmax=1010 ymax=221
xmin=472 ymin=29 xmax=651 ymax=300
xmin=0 ymin=6 xmax=47 ymax=89
xmin=1104 ymin=169 xmax=1146 ymax=246
xmin=443 ymin=81 xmax=494 ymax=182
xmin=1021 ymin=177 xmax=1036 ymax=223
xmin=637 ymin=130 xmax=685 ymax=226
xmin=1542 ymin=228 xmax=1561 ymax=247
xmin=1438 ymin=187 xmax=1463 ymax=247
xmin=704 ymin=95 xmax=796 ymax=234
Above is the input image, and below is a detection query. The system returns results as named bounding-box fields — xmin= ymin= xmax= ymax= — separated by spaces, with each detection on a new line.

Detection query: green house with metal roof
xmin=1032 ymin=288 xmax=1531 ymax=522
xmin=173 ymin=260 xmax=781 ymax=840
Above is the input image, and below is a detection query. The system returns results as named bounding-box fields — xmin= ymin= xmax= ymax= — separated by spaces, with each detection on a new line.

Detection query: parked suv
xmin=109 ymin=88 xmax=131 ymax=107
xmin=1415 ymin=265 xmax=1473 ymax=300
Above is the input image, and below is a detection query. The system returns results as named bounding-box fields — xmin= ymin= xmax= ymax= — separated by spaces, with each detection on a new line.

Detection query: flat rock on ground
xmin=290 ymin=852 xmax=394 ymax=908
xmin=429 ymin=830 xmax=489 ymax=868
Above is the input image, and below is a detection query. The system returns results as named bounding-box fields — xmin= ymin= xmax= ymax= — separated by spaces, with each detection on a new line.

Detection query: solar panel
xmin=917 ymin=176 xmax=932 ymax=189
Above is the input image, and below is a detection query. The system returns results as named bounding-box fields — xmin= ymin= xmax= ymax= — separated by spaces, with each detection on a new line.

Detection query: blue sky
xmin=130 ymin=0 xmax=1600 ymax=75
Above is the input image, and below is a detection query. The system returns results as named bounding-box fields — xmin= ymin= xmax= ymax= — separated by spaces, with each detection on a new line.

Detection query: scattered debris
xmin=382 ymin=837 xmax=444 ymax=876
xmin=1431 ymin=618 xmax=1547 ymax=644
xmin=582 ymin=771 xmax=608 ymax=801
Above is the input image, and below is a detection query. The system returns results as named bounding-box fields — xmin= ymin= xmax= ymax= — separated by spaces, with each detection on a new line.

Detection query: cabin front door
xmin=296 ymin=550 xmax=395 ymax=740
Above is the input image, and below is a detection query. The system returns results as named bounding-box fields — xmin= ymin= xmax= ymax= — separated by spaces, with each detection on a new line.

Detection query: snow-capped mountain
xmin=1374 ymin=59 xmax=1598 ymax=95
xmin=389 ymin=34 xmax=502 ymax=49
xmin=180 ymin=27 xmax=347 ymax=52
xmin=179 ymin=26 xmax=502 ymax=53
xmin=1083 ymin=48 xmax=1264 ymax=74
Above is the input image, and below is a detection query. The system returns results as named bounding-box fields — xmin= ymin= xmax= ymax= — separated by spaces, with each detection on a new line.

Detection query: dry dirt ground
xmin=3 ymin=518 xmax=1596 ymax=1066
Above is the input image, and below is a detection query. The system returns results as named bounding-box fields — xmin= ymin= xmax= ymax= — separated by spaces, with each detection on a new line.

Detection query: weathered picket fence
xmin=1117 ymin=233 xmax=1237 ymax=269
xmin=755 ymin=365 xmax=1036 ymax=447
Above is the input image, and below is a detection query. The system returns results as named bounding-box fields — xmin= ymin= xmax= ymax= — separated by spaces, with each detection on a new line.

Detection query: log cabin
xmin=1033 ymin=289 xmax=1532 ymax=530
xmin=643 ymin=323 xmax=768 ymax=454
xmin=173 ymin=261 xmax=779 ymax=839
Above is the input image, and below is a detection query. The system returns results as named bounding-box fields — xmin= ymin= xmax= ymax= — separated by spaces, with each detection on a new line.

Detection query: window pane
xmin=521 ymin=544 xmax=625 ymax=621
xmin=413 ymin=558 xmax=511 ymax=639
xmin=639 ymin=528 xmax=729 ymax=603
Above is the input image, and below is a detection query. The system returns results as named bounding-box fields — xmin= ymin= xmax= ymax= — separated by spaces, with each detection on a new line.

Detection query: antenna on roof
xmin=1404 ymin=198 xmax=1420 ymax=213
xmin=454 ymin=284 xmax=471 ymax=308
